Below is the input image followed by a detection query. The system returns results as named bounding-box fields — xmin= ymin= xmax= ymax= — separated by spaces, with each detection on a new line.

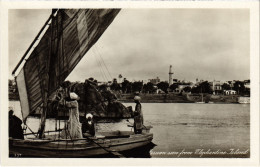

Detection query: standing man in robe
xmin=60 ymin=92 xmax=83 ymax=139
xmin=133 ymin=96 xmax=143 ymax=134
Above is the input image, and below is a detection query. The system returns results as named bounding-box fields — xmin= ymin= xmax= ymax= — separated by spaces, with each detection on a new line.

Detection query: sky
xmin=9 ymin=9 xmax=250 ymax=83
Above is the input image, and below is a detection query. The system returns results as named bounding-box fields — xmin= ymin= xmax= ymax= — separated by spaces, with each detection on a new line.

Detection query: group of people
xmin=59 ymin=91 xmax=144 ymax=139
xmin=9 ymin=91 xmax=144 ymax=140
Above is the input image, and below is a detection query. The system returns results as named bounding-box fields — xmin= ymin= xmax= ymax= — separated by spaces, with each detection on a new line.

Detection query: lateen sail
xmin=16 ymin=9 xmax=120 ymax=121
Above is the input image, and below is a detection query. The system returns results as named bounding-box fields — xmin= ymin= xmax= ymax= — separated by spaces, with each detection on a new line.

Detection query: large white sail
xmin=16 ymin=9 xmax=120 ymax=120
xmin=16 ymin=69 xmax=30 ymax=121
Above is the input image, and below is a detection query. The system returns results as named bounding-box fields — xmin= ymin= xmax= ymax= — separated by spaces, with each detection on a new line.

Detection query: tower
xmin=169 ymin=65 xmax=173 ymax=85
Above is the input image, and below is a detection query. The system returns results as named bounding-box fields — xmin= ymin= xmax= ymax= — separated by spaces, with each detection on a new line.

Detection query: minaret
xmin=169 ymin=65 xmax=173 ymax=85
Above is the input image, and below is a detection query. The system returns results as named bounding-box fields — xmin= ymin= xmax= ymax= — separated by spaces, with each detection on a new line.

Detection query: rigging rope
xmin=94 ymin=47 xmax=108 ymax=81
xmin=94 ymin=45 xmax=113 ymax=80
xmin=94 ymin=54 xmax=107 ymax=81
xmin=92 ymin=48 xmax=108 ymax=82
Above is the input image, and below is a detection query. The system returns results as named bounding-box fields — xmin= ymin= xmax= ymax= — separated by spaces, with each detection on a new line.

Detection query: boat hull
xmin=9 ymin=133 xmax=153 ymax=157
xmin=238 ymin=97 xmax=250 ymax=104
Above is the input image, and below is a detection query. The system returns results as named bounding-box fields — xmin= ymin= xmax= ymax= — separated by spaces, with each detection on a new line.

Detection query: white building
xmin=224 ymin=90 xmax=237 ymax=95
xmin=174 ymin=84 xmax=191 ymax=93
xmin=244 ymin=80 xmax=250 ymax=89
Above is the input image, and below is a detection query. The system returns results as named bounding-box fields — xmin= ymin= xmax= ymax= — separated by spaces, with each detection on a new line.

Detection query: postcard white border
xmin=1 ymin=1 xmax=259 ymax=166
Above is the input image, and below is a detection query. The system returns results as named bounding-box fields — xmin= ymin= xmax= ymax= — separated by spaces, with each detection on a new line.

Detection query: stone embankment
xmin=118 ymin=93 xmax=240 ymax=103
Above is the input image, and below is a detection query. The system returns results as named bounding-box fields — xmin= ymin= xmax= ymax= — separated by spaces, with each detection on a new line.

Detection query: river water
xmin=9 ymin=101 xmax=249 ymax=158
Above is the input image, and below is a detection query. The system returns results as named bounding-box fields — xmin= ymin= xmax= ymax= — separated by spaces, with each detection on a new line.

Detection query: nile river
xmin=9 ymin=101 xmax=249 ymax=158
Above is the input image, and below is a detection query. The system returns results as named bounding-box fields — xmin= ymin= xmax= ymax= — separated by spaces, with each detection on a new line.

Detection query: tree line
xmin=110 ymin=79 xmax=250 ymax=96
xmin=8 ymin=78 xmax=250 ymax=96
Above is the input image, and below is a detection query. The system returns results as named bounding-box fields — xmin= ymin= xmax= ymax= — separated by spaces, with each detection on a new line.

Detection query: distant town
xmin=9 ymin=65 xmax=250 ymax=102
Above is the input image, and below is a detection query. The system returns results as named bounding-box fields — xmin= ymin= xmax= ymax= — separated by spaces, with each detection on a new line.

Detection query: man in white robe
xmin=60 ymin=92 xmax=83 ymax=139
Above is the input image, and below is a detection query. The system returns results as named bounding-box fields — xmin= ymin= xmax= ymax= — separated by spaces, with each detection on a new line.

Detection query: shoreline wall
xmin=118 ymin=94 xmax=190 ymax=103
xmin=118 ymin=93 xmax=240 ymax=104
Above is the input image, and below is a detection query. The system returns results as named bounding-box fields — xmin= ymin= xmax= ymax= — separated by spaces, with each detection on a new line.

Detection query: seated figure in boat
xmin=133 ymin=96 xmax=143 ymax=134
xmin=9 ymin=110 xmax=24 ymax=139
xmin=60 ymin=92 xmax=83 ymax=139
xmin=82 ymin=113 xmax=95 ymax=137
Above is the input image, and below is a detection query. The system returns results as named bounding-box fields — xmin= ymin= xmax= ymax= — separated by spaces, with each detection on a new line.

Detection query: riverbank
xmin=9 ymin=91 xmax=247 ymax=104
xmin=118 ymin=93 xmax=242 ymax=104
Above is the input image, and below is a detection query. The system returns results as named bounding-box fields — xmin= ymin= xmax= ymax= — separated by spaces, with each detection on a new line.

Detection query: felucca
xmin=10 ymin=9 xmax=153 ymax=158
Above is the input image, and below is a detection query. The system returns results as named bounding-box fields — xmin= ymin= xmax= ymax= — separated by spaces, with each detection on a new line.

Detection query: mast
xmin=38 ymin=9 xmax=58 ymax=138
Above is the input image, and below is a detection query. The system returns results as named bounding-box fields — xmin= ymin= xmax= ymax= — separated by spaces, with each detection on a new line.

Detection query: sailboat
xmin=10 ymin=9 xmax=153 ymax=157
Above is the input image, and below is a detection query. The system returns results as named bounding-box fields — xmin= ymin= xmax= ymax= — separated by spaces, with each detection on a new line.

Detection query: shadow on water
xmin=120 ymin=142 xmax=156 ymax=158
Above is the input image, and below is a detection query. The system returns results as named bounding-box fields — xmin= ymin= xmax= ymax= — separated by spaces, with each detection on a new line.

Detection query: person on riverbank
xmin=60 ymin=92 xmax=83 ymax=139
xmin=133 ymin=96 xmax=143 ymax=134
xmin=9 ymin=110 xmax=24 ymax=139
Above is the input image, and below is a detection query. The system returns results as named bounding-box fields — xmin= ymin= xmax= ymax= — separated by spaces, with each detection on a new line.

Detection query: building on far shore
xmin=149 ymin=77 xmax=160 ymax=85
xmin=174 ymin=83 xmax=192 ymax=93
xmin=195 ymin=78 xmax=204 ymax=86
xmin=224 ymin=90 xmax=237 ymax=95
xmin=209 ymin=80 xmax=223 ymax=95
xmin=244 ymin=80 xmax=250 ymax=89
